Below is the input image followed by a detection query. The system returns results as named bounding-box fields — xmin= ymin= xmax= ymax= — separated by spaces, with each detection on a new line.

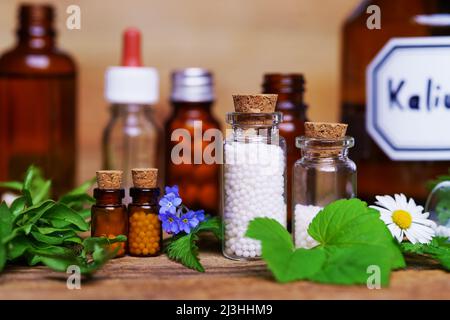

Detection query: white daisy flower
xmin=370 ymin=193 xmax=436 ymax=244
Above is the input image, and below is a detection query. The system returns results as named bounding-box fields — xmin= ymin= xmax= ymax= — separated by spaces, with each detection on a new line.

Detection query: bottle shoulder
xmin=0 ymin=46 xmax=76 ymax=75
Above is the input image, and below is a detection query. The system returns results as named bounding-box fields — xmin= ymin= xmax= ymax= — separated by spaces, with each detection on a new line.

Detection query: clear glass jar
xmin=292 ymin=136 xmax=357 ymax=248
xmin=425 ymin=181 xmax=450 ymax=239
xmin=222 ymin=112 xmax=287 ymax=260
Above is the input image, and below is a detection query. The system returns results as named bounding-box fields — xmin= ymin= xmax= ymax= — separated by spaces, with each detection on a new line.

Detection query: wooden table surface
xmin=0 ymin=239 xmax=449 ymax=300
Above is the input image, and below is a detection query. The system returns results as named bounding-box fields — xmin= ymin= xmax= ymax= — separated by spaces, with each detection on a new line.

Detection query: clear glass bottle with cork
xmin=223 ymin=94 xmax=287 ymax=260
xmin=91 ymin=170 xmax=128 ymax=258
xmin=128 ymin=168 xmax=162 ymax=257
xmin=293 ymin=122 xmax=356 ymax=249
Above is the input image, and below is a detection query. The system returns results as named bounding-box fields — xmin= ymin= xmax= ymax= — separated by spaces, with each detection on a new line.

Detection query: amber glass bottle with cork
xmin=262 ymin=73 xmax=308 ymax=225
xmin=165 ymin=68 xmax=221 ymax=216
xmin=0 ymin=4 xmax=76 ymax=195
xmin=91 ymin=170 xmax=128 ymax=258
xmin=128 ymin=168 xmax=162 ymax=257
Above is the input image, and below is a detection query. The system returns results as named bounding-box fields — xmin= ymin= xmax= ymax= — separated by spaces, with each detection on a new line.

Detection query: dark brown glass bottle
xmin=262 ymin=74 xmax=308 ymax=224
xmin=165 ymin=69 xmax=221 ymax=216
xmin=128 ymin=186 xmax=161 ymax=257
xmin=341 ymin=0 xmax=450 ymax=201
xmin=0 ymin=4 xmax=76 ymax=195
xmin=91 ymin=171 xmax=128 ymax=258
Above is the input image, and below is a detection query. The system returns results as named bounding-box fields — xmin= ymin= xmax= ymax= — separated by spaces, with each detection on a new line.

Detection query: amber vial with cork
xmin=128 ymin=168 xmax=162 ymax=257
xmin=91 ymin=171 xmax=128 ymax=258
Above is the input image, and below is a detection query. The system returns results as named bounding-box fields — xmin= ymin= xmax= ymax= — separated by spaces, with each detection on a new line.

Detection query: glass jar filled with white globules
xmin=223 ymin=94 xmax=287 ymax=260
xmin=293 ymin=122 xmax=356 ymax=249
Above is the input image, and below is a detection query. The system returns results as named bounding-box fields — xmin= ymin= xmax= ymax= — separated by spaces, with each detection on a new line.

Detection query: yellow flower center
xmin=392 ymin=210 xmax=412 ymax=229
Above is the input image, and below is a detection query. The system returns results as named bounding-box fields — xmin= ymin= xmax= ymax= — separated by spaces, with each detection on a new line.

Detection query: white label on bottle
xmin=366 ymin=36 xmax=450 ymax=161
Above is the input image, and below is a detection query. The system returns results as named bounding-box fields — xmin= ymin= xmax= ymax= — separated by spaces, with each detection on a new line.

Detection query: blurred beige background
xmin=0 ymin=0 xmax=360 ymax=183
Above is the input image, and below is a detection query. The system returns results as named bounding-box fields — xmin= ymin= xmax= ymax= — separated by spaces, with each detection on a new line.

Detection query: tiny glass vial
xmin=91 ymin=170 xmax=128 ymax=257
xmin=128 ymin=168 xmax=162 ymax=257
xmin=293 ymin=122 xmax=356 ymax=249
xmin=223 ymin=94 xmax=287 ymax=260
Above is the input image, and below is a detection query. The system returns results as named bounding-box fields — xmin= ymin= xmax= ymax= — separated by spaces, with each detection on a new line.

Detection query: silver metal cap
xmin=171 ymin=68 xmax=214 ymax=102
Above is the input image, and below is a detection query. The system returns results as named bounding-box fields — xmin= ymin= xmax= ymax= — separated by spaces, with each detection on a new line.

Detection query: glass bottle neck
xmin=130 ymin=187 xmax=160 ymax=205
xmin=171 ymin=101 xmax=213 ymax=116
xmin=110 ymin=104 xmax=152 ymax=117
xmin=302 ymin=148 xmax=349 ymax=160
xmin=16 ymin=5 xmax=56 ymax=50
xmin=231 ymin=126 xmax=280 ymax=143
xmin=94 ymin=189 xmax=125 ymax=206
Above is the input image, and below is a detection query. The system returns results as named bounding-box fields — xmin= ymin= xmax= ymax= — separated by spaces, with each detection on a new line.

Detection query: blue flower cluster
xmin=158 ymin=185 xmax=206 ymax=235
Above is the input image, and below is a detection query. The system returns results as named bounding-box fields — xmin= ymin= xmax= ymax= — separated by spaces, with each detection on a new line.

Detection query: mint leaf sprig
xmin=246 ymin=199 xmax=405 ymax=286
xmin=0 ymin=165 xmax=124 ymax=275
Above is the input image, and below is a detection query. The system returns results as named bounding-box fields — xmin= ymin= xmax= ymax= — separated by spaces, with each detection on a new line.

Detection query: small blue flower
xmin=159 ymin=212 xmax=181 ymax=234
xmin=179 ymin=211 xmax=200 ymax=234
xmin=159 ymin=192 xmax=182 ymax=215
xmin=165 ymin=185 xmax=180 ymax=197
xmin=193 ymin=209 xmax=206 ymax=222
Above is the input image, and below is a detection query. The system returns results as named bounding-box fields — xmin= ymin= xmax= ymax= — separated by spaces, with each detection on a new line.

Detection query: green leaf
xmin=44 ymin=203 xmax=89 ymax=231
xmin=0 ymin=181 xmax=23 ymax=190
xmin=195 ymin=216 xmax=222 ymax=240
xmin=246 ymin=199 xmax=405 ymax=285
xmin=14 ymin=200 xmax=55 ymax=229
xmin=0 ymin=202 xmax=14 ymax=240
xmin=310 ymin=246 xmax=392 ymax=286
xmin=165 ymin=217 xmax=223 ymax=272
xmin=60 ymin=177 xmax=95 ymax=199
xmin=167 ymin=233 xmax=204 ymax=272
xmin=400 ymin=237 xmax=450 ymax=270
xmin=7 ymin=236 xmax=32 ymax=260
xmin=21 ymin=165 xmax=51 ymax=205
xmin=309 ymin=199 xmax=405 ymax=269
xmin=246 ymin=218 xmax=326 ymax=282
xmin=0 ymin=244 xmax=6 ymax=272
xmin=10 ymin=196 xmax=26 ymax=216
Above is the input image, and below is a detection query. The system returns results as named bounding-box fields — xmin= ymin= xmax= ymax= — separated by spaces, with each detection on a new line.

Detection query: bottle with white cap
xmin=103 ymin=28 xmax=159 ymax=194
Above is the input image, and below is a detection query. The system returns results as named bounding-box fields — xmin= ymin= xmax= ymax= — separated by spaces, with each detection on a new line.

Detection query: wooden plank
xmin=0 ymin=245 xmax=449 ymax=299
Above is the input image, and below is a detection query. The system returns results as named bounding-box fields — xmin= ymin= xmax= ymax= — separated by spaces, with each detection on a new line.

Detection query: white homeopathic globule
xmin=294 ymin=204 xmax=321 ymax=249
xmin=223 ymin=141 xmax=286 ymax=259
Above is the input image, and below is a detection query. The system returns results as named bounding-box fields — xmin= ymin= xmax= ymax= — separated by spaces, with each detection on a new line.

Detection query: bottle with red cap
xmin=103 ymin=28 xmax=159 ymax=195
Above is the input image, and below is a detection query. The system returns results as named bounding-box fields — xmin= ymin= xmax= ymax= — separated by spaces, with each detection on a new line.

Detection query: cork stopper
xmin=305 ymin=122 xmax=348 ymax=139
xmin=233 ymin=94 xmax=277 ymax=113
xmin=96 ymin=170 xmax=123 ymax=189
xmin=132 ymin=168 xmax=158 ymax=188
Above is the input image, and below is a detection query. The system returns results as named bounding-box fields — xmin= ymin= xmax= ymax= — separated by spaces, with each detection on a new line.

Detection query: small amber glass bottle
xmin=128 ymin=168 xmax=162 ymax=257
xmin=91 ymin=170 xmax=128 ymax=258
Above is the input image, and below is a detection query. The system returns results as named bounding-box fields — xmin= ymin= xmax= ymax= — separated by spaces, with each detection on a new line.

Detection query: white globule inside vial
xmin=294 ymin=204 xmax=322 ymax=249
xmin=223 ymin=141 xmax=287 ymax=259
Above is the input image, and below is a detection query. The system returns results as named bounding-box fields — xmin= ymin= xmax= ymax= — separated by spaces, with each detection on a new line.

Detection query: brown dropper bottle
xmin=262 ymin=74 xmax=308 ymax=226
xmin=128 ymin=168 xmax=162 ymax=257
xmin=91 ymin=170 xmax=128 ymax=258
xmin=0 ymin=4 xmax=77 ymax=196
